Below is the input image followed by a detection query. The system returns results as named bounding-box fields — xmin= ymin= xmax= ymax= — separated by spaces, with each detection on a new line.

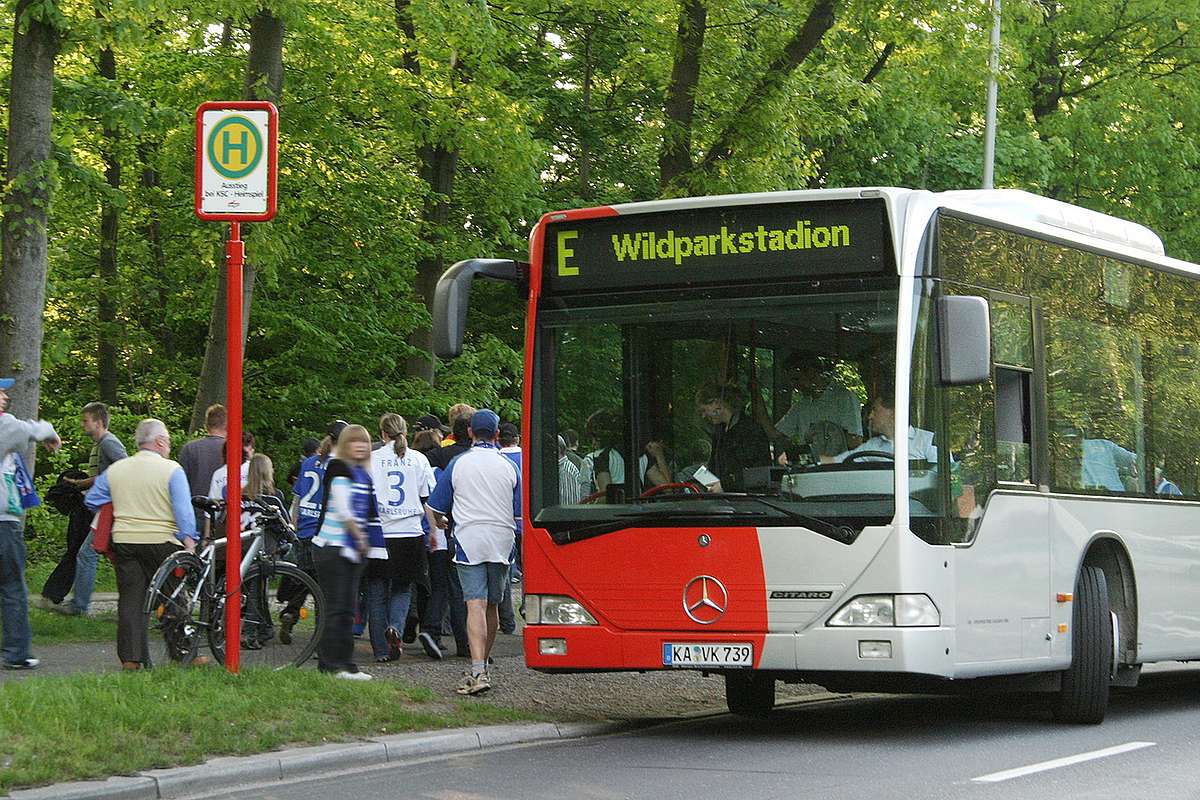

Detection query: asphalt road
xmin=199 ymin=665 xmax=1200 ymax=800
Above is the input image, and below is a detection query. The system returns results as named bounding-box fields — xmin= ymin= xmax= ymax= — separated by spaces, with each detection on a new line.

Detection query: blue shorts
xmin=455 ymin=562 xmax=510 ymax=605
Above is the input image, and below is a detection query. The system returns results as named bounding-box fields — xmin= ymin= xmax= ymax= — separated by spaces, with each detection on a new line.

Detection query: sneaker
xmin=385 ymin=626 xmax=404 ymax=660
xmin=455 ymin=670 xmax=491 ymax=695
xmin=417 ymin=631 xmax=444 ymax=660
xmin=510 ymin=572 xmax=522 ymax=584
xmin=3 ymin=658 xmax=39 ymax=670
xmin=335 ymin=670 xmax=373 ymax=681
xmin=278 ymin=611 xmax=297 ymax=645
xmin=402 ymin=618 xmax=418 ymax=644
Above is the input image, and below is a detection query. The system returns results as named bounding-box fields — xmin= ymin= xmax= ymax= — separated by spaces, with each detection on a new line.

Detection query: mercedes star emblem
xmin=683 ymin=575 xmax=728 ymax=624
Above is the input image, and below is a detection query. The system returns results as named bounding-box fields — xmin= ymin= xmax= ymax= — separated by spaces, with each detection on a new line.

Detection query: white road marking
xmin=971 ymin=741 xmax=1156 ymax=783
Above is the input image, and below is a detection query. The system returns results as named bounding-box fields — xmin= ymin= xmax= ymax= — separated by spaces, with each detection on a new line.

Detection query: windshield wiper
xmin=636 ymin=492 xmax=858 ymax=543
xmin=543 ymin=506 xmax=767 ymax=544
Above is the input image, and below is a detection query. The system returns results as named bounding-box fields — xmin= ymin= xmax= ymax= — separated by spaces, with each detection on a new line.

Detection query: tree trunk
xmin=189 ymin=9 xmax=283 ymax=432
xmin=139 ymin=135 xmax=174 ymax=361
xmin=691 ymin=0 xmax=837 ymax=185
xmin=1030 ymin=0 xmax=1063 ymax=124
xmin=395 ymin=0 xmax=461 ymax=385
xmin=0 ymin=0 xmax=61 ymax=440
xmin=658 ymin=0 xmax=707 ymax=193
xmin=97 ymin=43 xmax=120 ymax=405
xmin=406 ymin=145 xmax=459 ymax=383
xmin=579 ymin=25 xmax=595 ymax=198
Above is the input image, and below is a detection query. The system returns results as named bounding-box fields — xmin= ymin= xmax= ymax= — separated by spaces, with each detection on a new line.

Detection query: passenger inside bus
xmin=695 ymin=381 xmax=771 ymax=492
xmin=579 ymin=408 xmax=625 ymax=500
xmin=1082 ymin=438 xmax=1139 ymax=492
xmin=762 ymin=351 xmax=863 ymax=465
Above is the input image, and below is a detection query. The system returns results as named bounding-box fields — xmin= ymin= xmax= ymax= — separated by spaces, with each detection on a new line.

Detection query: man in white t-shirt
xmin=769 ymin=353 xmax=863 ymax=463
xmin=427 ymin=410 xmax=519 ymax=696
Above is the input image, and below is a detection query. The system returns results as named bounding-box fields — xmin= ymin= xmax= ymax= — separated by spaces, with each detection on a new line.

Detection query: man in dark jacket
xmin=428 ymin=415 xmax=471 ymax=471
xmin=36 ymin=471 xmax=91 ymax=610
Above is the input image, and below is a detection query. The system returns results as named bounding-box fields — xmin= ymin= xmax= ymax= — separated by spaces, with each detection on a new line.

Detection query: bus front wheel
xmin=725 ymin=672 xmax=775 ymax=718
xmin=1054 ymin=565 xmax=1112 ymax=724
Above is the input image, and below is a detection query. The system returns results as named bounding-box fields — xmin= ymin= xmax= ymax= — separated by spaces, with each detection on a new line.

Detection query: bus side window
xmin=995 ymin=368 xmax=1032 ymax=483
xmin=990 ymin=297 xmax=1033 ymax=484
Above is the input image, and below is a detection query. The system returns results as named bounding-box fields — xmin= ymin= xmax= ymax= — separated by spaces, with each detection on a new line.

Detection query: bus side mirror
xmin=937 ymin=295 xmax=991 ymax=386
xmin=432 ymin=259 xmax=524 ymax=358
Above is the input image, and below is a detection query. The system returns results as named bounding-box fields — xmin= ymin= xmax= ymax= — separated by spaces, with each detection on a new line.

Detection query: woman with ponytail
xmin=367 ymin=414 xmax=436 ymax=662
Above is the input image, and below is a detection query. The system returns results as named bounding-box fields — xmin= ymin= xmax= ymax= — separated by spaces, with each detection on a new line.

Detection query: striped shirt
xmin=313 ymin=460 xmax=380 ymax=562
xmin=558 ymin=456 xmax=582 ymax=504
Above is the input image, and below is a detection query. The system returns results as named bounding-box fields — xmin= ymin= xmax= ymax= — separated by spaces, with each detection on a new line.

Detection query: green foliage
xmin=7 ymin=0 xmax=1200 ymax=482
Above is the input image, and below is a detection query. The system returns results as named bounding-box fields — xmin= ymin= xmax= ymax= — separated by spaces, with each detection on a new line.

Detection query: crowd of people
xmin=0 ymin=381 xmax=520 ymax=696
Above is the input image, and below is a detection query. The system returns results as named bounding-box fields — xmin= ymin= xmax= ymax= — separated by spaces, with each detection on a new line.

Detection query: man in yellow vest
xmin=85 ymin=419 xmax=198 ymax=669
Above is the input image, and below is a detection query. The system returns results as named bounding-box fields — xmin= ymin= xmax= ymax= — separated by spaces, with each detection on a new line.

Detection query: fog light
xmin=539 ymin=638 xmax=567 ymax=656
xmin=859 ymin=640 xmax=892 ymax=659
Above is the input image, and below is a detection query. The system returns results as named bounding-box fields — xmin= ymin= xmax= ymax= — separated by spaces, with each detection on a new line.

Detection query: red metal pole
xmin=225 ymin=221 xmax=244 ymax=674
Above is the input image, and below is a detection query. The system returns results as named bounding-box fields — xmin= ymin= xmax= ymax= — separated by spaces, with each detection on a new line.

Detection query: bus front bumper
xmin=524 ymin=625 xmax=957 ymax=677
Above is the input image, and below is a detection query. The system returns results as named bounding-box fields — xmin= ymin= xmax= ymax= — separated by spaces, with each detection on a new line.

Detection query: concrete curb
xmin=7 ymin=694 xmax=844 ymax=799
xmin=6 ymin=720 xmax=628 ymax=800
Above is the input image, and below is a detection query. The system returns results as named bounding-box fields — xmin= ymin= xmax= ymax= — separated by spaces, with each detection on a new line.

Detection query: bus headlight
xmin=828 ymin=594 xmax=939 ymax=627
xmin=526 ymin=595 xmax=598 ymax=625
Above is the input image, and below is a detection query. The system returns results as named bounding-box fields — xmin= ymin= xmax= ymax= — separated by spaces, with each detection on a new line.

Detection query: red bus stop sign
xmin=195 ymin=101 xmax=278 ymax=222
xmin=194 ymin=100 xmax=278 ymax=673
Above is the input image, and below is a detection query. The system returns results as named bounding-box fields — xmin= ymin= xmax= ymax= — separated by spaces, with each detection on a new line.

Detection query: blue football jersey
xmin=292 ymin=454 xmax=329 ymax=539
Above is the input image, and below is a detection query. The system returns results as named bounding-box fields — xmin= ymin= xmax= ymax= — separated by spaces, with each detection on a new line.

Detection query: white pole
xmin=982 ymin=0 xmax=1001 ymax=189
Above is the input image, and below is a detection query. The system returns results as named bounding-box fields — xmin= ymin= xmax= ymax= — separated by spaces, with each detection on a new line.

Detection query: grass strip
xmin=24 ymin=560 xmax=118 ymax=596
xmin=27 ymin=606 xmax=118 ymax=644
xmin=0 ymin=667 xmax=536 ymax=794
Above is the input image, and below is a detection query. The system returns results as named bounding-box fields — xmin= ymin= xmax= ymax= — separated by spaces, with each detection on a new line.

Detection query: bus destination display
xmin=542 ymin=199 xmax=892 ymax=293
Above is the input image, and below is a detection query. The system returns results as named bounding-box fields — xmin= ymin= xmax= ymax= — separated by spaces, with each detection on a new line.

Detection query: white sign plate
xmin=199 ymin=109 xmax=271 ymax=215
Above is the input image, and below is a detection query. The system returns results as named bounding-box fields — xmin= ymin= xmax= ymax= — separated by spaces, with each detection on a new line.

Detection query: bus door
xmin=950 ymin=291 xmax=1053 ymax=666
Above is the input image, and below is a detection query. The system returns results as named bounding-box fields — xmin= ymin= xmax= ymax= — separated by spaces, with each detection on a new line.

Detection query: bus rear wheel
xmin=725 ymin=672 xmax=775 ymax=717
xmin=1054 ymin=565 xmax=1112 ymax=724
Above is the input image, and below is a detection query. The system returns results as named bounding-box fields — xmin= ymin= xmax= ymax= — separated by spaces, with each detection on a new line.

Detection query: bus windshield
xmin=533 ymin=284 xmax=910 ymax=540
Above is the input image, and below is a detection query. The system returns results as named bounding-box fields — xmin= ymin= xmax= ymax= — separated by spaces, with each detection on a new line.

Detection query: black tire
xmin=1054 ymin=565 xmax=1112 ymax=724
xmin=208 ymin=561 xmax=325 ymax=669
xmin=143 ymin=551 xmax=208 ymax=669
xmin=725 ymin=672 xmax=776 ymax=718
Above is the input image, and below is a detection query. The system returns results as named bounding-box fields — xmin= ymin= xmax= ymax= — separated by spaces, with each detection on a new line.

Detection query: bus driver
xmin=835 ymin=390 xmax=937 ymax=464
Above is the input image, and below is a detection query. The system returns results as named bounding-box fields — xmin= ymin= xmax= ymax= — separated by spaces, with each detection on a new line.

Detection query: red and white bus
xmin=434 ymin=187 xmax=1200 ymax=723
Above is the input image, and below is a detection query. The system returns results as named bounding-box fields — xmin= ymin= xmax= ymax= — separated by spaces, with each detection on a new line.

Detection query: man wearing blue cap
xmin=0 ymin=378 xmax=62 ymax=669
xmin=427 ymin=408 xmax=519 ymax=695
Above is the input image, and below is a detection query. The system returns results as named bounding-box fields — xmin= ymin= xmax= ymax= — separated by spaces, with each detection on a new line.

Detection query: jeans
xmin=423 ymin=549 xmax=468 ymax=654
xmin=314 ymin=545 xmax=364 ymax=673
xmin=0 ymin=521 xmax=32 ymax=664
xmin=366 ymin=577 xmax=412 ymax=659
xmin=70 ymin=529 xmax=98 ymax=613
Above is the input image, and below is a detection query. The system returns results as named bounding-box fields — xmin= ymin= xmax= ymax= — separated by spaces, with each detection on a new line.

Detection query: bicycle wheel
xmin=208 ymin=561 xmax=325 ymax=669
xmin=143 ymin=551 xmax=210 ymax=669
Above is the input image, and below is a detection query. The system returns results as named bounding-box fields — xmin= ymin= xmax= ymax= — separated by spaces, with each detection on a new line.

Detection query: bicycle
xmin=143 ymin=495 xmax=326 ymax=669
